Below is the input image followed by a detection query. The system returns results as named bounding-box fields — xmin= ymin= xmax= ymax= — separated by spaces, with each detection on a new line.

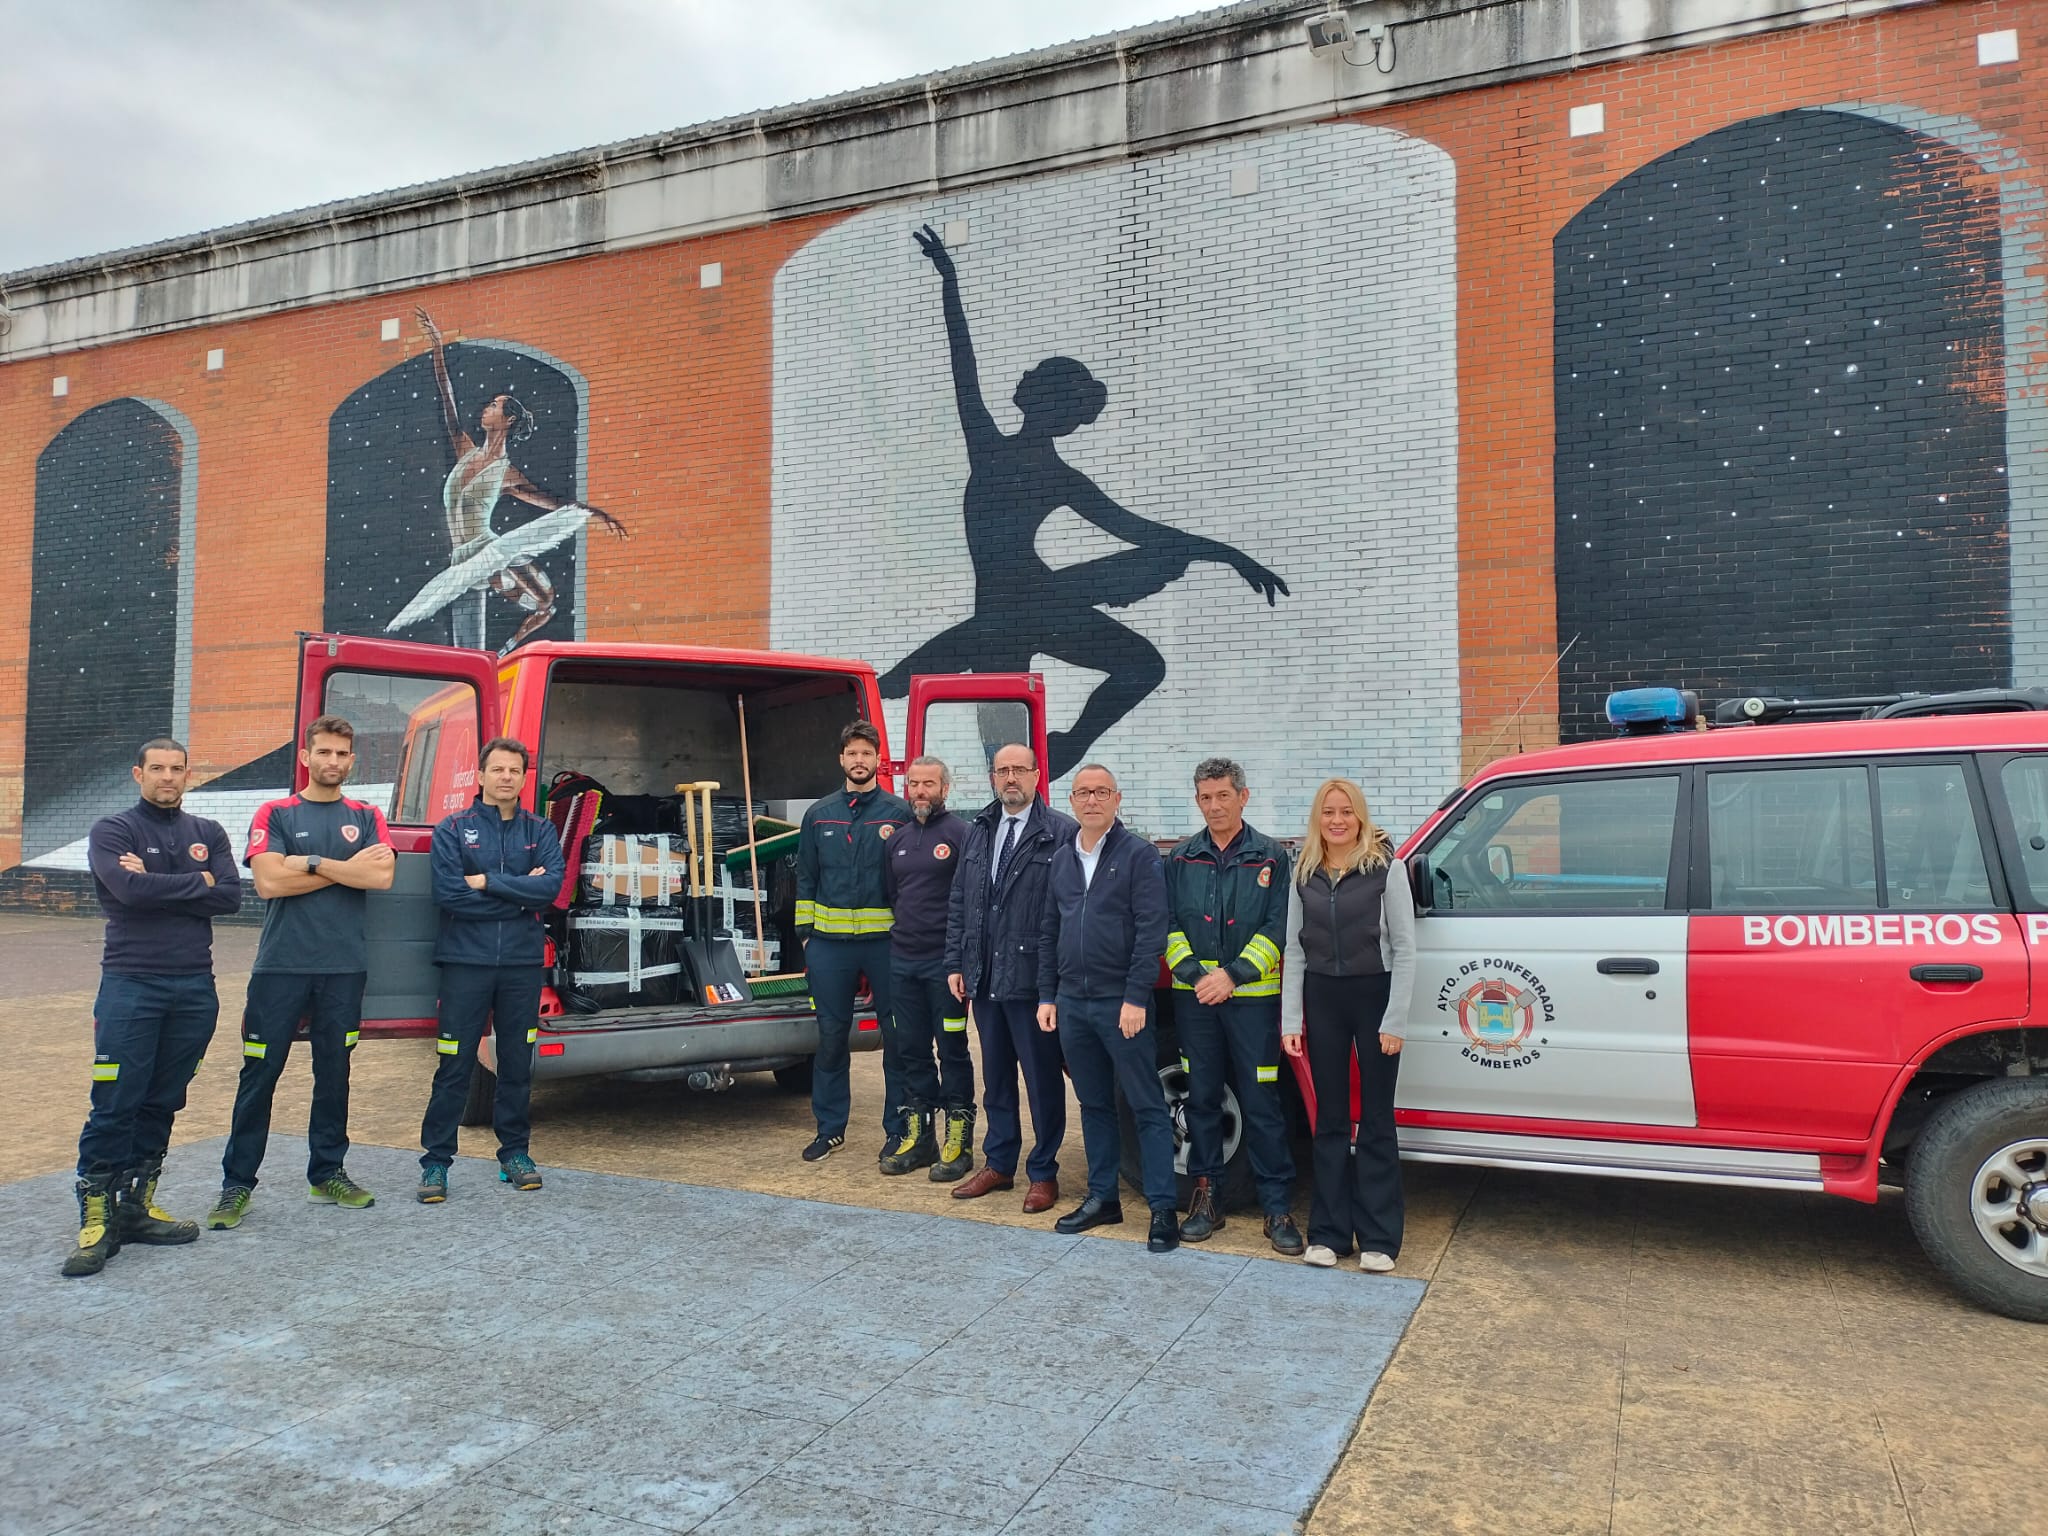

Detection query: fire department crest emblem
xmin=1457 ymin=977 xmax=1538 ymax=1055
xmin=341 ymin=824 xmax=361 ymax=844
xmin=187 ymin=843 xmax=209 ymax=862
xmin=877 ymin=824 xmax=894 ymax=840
xmin=1257 ymin=865 xmax=1272 ymax=887
xmin=934 ymin=843 xmax=952 ymax=860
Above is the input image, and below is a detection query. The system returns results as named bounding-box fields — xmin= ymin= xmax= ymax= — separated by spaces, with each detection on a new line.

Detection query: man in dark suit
xmin=945 ymin=742 xmax=1077 ymax=1212
xmin=1036 ymin=763 xmax=1180 ymax=1252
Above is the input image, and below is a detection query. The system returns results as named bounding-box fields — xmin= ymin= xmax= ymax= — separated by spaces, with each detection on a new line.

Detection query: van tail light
xmin=537 ymin=1041 xmax=566 ymax=1057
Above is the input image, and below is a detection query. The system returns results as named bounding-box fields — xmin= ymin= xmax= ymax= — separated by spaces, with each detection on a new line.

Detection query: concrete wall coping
xmin=0 ymin=0 xmax=1927 ymax=358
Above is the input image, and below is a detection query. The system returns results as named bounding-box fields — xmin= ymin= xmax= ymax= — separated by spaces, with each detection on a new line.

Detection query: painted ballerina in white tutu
xmin=387 ymin=306 xmax=629 ymax=653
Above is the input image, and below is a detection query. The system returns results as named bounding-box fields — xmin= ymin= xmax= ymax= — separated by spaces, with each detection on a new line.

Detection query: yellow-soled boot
xmin=61 ymin=1173 xmax=122 ymax=1278
xmin=119 ymin=1158 xmax=200 ymax=1245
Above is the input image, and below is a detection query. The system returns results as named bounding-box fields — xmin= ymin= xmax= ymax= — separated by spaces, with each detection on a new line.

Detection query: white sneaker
xmin=1359 ymin=1251 xmax=1395 ymax=1274
xmin=1302 ymin=1244 xmax=1338 ymax=1268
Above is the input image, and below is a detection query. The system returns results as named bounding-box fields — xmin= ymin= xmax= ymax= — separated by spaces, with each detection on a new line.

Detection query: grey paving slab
xmin=776 ymin=1389 xmax=1101 ymax=1526
xmin=691 ymin=1473 xmax=1001 ymax=1535
xmin=1003 ymin=1467 xmax=1305 ymax=1536
xmin=160 ymin=1388 xmax=547 ymax=1536
xmin=0 ymin=1136 xmax=1420 ymax=1536
xmin=487 ymin=1394 xmax=825 ymax=1531
xmin=0 ymin=1402 xmax=264 ymax=1536
xmin=375 ymin=1480 xmax=675 ymax=1536
xmin=51 ymin=1488 xmax=338 ymax=1536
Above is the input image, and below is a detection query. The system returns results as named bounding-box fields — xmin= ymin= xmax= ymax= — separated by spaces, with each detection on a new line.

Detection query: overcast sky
xmin=0 ymin=0 xmax=1201 ymax=276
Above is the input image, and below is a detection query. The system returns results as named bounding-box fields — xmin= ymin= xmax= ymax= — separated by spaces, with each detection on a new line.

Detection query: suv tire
xmin=1904 ymin=1077 xmax=2048 ymax=1322
xmin=460 ymin=1060 xmax=497 ymax=1128
xmin=1118 ymin=1058 xmax=1257 ymax=1212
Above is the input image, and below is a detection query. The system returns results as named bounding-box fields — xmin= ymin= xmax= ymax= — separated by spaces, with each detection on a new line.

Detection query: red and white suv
xmin=1375 ymin=699 xmax=2048 ymax=1321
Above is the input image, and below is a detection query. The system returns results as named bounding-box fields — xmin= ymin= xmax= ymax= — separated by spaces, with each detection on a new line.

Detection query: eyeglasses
xmin=992 ymin=767 xmax=1037 ymax=779
xmin=1069 ymin=787 xmax=1117 ymax=801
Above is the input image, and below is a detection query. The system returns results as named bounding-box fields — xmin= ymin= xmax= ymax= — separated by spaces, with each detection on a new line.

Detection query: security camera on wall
xmin=1304 ymin=12 xmax=1355 ymax=56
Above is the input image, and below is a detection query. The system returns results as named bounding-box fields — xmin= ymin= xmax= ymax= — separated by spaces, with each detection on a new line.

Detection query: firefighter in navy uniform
xmin=879 ymin=755 xmax=976 ymax=1179
xmin=63 ymin=737 xmax=242 ymax=1278
xmin=207 ymin=715 xmax=395 ymax=1228
xmin=794 ymin=720 xmax=912 ymax=1162
xmin=1165 ymin=756 xmax=1306 ymax=1254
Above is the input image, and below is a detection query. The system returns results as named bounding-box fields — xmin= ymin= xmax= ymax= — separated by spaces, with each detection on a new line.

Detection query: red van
xmin=291 ymin=633 xmax=1046 ymax=1117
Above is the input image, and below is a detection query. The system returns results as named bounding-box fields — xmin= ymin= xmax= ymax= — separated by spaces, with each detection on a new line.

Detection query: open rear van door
xmin=293 ymin=633 xmax=504 ymax=1035
xmin=904 ymin=673 xmax=1051 ymax=801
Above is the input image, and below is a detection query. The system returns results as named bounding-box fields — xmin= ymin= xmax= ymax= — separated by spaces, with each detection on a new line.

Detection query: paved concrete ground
xmin=6 ymin=915 xmax=2045 ymax=1533
xmin=1 ymin=1138 xmax=1421 ymax=1535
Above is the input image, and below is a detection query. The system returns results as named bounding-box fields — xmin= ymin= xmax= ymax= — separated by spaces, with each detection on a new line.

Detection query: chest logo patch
xmin=1256 ymin=865 xmax=1272 ymax=887
xmin=462 ymin=827 xmax=481 ymax=846
xmin=341 ymin=824 xmax=361 ymax=844
xmin=877 ymin=825 xmax=894 ymax=841
xmin=187 ymin=842 xmax=209 ymax=862
xmin=934 ymin=843 xmax=952 ymax=860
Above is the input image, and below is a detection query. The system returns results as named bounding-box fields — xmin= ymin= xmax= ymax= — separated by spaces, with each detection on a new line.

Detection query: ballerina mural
xmin=387 ymin=308 xmax=628 ymax=653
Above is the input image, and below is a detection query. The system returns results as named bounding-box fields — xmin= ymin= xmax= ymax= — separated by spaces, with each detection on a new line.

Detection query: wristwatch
xmin=305 ymin=855 xmax=323 ymax=876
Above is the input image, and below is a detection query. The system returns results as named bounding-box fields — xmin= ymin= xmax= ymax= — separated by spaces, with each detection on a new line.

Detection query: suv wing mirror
xmin=1406 ymin=853 xmax=1433 ymax=915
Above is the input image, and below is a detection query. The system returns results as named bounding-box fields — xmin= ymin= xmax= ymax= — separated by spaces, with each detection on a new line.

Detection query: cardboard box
xmin=578 ymin=833 xmax=690 ymax=907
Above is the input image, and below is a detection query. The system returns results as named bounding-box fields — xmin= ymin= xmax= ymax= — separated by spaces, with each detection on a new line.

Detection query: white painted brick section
xmin=769 ymin=124 xmax=1460 ymax=842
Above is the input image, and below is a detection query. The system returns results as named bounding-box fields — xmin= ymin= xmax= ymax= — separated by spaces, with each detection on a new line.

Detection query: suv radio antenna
xmin=1479 ymin=634 xmax=1580 ymax=762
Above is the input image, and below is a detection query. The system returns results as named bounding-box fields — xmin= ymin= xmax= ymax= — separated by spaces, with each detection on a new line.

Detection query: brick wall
xmin=0 ymin=0 xmax=2039 ymax=893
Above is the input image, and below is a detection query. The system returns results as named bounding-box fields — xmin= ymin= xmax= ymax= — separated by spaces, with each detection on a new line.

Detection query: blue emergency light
xmin=1605 ymin=687 xmax=1696 ymax=734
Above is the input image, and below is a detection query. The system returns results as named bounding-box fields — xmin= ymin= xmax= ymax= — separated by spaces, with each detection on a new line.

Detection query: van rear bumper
xmin=492 ymin=1008 xmax=882 ymax=1081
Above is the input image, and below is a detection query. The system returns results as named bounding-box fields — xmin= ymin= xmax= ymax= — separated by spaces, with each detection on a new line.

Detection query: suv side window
xmin=1998 ymin=756 xmax=2048 ymax=906
xmin=1423 ymin=773 xmax=1681 ymax=912
xmin=1876 ymin=762 xmax=1993 ymax=911
xmin=1706 ymin=765 xmax=1875 ymax=910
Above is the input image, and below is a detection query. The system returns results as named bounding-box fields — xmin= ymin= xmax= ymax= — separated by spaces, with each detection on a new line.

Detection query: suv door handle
xmin=1910 ymin=963 xmax=1983 ymax=984
xmin=1596 ymin=957 xmax=1659 ymax=976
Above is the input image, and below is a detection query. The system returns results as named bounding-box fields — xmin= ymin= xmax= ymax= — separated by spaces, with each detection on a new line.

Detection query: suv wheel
xmin=1118 ymin=1058 xmax=1255 ymax=1212
xmin=1905 ymin=1077 xmax=2048 ymax=1322
xmin=460 ymin=1060 xmax=497 ymax=1128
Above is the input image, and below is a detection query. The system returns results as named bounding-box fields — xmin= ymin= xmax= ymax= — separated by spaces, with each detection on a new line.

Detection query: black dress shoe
xmin=1148 ymin=1208 xmax=1181 ymax=1252
xmin=1054 ymin=1195 xmax=1124 ymax=1234
xmin=1264 ymin=1212 xmax=1306 ymax=1256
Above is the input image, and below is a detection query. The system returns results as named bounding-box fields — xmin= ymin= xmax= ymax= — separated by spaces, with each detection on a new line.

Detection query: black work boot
xmin=61 ymin=1170 xmax=123 ymax=1278
xmin=119 ymin=1158 xmax=201 ymax=1246
xmin=879 ymin=1110 xmax=939 ymax=1176
xmin=1180 ymin=1176 xmax=1223 ymax=1242
xmin=929 ymin=1109 xmax=975 ymax=1183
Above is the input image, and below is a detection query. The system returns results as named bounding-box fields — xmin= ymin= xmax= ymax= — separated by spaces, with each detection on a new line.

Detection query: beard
xmin=998 ymin=787 xmax=1031 ymax=810
xmin=913 ymin=799 xmax=945 ymax=823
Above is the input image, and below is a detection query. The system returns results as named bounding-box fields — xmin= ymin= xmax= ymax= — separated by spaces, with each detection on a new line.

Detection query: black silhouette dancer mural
xmin=25 ymin=399 xmax=190 ymax=859
xmin=877 ymin=226 xmax=1288 ymax=777
xmin=1554 ymin=109 xmax=2011 ymax=737
xmin=770 ymin=127 xmax=1461 ymax=835
xmin=325 ymin=315 xmax=624 ymax=655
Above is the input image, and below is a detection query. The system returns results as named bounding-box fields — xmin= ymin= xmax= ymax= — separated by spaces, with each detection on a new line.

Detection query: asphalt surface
xmin=5 ymin=915 xmax=2043 ymax=1533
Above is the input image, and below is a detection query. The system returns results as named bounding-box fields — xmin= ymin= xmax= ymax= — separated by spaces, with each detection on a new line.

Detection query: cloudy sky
xmin=0 ymin=0 xmax=1198 ymax=275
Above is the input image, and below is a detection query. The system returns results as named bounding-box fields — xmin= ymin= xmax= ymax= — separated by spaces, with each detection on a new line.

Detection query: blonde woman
xmin=1280 ymin=779 xmax=1416 ymax=1272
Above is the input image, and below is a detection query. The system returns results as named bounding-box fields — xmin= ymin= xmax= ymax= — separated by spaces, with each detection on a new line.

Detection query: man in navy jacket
xmin=1036 ymin=763 xmax=1181 ymax=1252
xmin=417 ymin=737 xmax=565 ymax=1202
xmin=943 ymin=742 xmax=1076 ymax=1210
xmin=65 ymin=738 xmax=241 ymax=1277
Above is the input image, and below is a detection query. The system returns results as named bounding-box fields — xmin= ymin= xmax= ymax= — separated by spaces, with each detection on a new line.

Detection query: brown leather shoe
xmin=1022 ymin=1179 xmax=1059 ymax=1214
xmin=951 ymin=1166 xmax=1015 ymax=1201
